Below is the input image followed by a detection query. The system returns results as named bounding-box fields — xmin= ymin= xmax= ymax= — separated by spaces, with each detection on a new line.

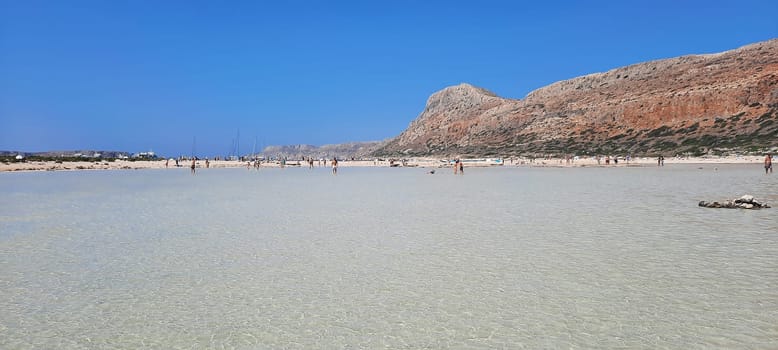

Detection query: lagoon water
xmin=1 ymin=164 xmax=776 ymax=349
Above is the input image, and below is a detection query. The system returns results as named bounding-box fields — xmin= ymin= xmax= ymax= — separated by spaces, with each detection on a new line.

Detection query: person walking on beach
xmin=190 ymin=159 xmax=196 ymax=174
xmin=453 ymin=159 xmax=459 ymax=174
xmin=332 ymin=157 xmax=338 ymax=175
xmin=766 ymin=154 xmax=773 ymax=174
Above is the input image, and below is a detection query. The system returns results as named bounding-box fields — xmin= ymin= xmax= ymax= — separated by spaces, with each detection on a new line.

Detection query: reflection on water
xmin=1 ymin=165 xmax=776 ymax=348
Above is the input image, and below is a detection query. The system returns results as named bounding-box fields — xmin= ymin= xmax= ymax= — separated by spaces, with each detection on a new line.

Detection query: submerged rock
xmin=699 ymin=195 xmax=770 ymax=209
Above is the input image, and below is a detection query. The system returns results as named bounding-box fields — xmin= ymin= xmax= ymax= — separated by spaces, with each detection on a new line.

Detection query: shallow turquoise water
xmin=1 ymin=165 xmax=776 ymax=348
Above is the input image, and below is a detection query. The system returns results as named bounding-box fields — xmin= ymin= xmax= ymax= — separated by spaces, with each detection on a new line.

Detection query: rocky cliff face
xmin=373 ymin=39 xmax=778 ymax=156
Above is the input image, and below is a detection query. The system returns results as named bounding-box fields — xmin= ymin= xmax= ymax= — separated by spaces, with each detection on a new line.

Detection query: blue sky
xmin=1 ymin=0 xmax=776 ymax=157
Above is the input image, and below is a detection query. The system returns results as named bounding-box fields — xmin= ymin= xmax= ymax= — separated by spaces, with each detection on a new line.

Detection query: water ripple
xmin=0 ymin=165 xmax=776 ymax=348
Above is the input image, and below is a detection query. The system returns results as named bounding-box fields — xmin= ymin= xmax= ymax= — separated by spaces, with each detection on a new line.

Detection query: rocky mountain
xmin=372 ymin=39 xmax=778 ymax=157
xmin=261 ymin=141 xmax=382 ymax=159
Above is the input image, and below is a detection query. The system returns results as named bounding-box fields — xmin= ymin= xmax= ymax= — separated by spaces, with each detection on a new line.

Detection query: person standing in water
xmin=766 ymin=154 xmax=773 ymax=174
xmin=453 ymin=159 xmax=459 ymax=174
xmin=332 ymin=157 xmax=338 ymax=175
xmin=459 ymin=159 xmax=464 ymax=175
xmin=190 ymin=158 xmax=196 ymax=174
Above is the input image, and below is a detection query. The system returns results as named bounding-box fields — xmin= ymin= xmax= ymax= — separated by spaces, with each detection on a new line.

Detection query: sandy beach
xmin=0 ymin=155 xmax=769 ymax=172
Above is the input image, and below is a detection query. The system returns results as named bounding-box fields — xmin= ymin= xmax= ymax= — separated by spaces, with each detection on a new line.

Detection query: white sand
xmin=0 ymin=155 xmax=769 ymax=172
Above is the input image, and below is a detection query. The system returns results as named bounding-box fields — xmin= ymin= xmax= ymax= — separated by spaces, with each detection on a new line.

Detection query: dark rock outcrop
xmin=699 ymin=195 xmax=771 ymax=209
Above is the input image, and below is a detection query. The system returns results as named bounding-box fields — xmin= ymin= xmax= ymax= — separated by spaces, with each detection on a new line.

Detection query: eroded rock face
xmin=373 ymin=39 xmax=778 ymax=157
xmin=383 ymin=84 xmax=523 ymax=155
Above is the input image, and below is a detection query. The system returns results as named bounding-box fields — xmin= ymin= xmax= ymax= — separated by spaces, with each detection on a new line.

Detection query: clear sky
xmin=1 ymin=0 xmax=776 ymax=157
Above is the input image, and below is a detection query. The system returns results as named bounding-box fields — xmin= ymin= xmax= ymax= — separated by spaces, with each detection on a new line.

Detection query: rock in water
xmin=700 ymin=195 xmax=770 ymax=209
xmin=736 ymin=194 xmax=755 ymax=204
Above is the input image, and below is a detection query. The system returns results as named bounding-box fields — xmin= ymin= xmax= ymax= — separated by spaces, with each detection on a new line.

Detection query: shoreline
xmin=0 ymin=155 xmax=768 ymax=173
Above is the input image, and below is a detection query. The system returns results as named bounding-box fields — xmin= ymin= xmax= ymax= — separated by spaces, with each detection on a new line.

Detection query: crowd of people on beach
xmin=4 ymin=153 xmax=776 ymax=174
xmin=161 ymin=152 xmax=776 ymax=176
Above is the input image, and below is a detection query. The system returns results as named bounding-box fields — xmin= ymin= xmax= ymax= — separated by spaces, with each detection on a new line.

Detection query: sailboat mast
xmin=252 ymin=136 xmax=257 ymax=159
